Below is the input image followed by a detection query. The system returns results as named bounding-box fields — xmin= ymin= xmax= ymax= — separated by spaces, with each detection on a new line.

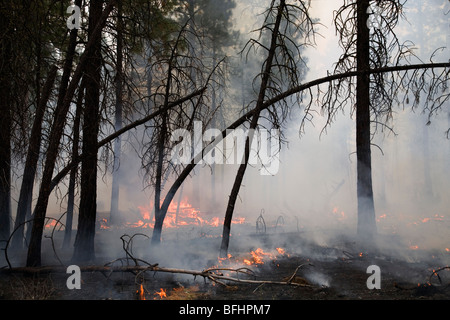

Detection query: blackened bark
xmin=151 ymin=114 xmax=167 ymax=245
xmin=11 ymin=66 xmax=58 ymax=250
xmin=150 ymin=27 xmax=178 ymax=245
xmin=26 ymin=0 xmax=115 ymax=267
xmin=110 ymin=0 xmax=123 ymax=225
xmin=63 ymin=80 xmax=85 ymax=249
xmin=72 ymin=0 xmax=103 ymax=262
xmin=356 ymin=0 xmax=376 ymax=241
xmin=219 ymin=0 xmax=286 ymax=257
xmin=0 ymin=6 xmax=12 ymax=243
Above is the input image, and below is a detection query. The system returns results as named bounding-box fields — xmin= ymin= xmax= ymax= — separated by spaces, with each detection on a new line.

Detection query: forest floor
xmin=1 ymin=229 xmax=449 ymax=300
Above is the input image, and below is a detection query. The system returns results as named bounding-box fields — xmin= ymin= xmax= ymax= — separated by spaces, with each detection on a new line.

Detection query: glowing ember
xmin=154 ymin=288 xmax=167 ymax=299
xmin=332 ymin=206 xmax=346 ymax=221
xmin=99 ymin=218 xmax=110 ymax=230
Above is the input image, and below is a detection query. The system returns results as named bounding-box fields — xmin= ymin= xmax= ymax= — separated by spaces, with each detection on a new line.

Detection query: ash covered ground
xmin=1 ymin=221 xmax=449 ymax=300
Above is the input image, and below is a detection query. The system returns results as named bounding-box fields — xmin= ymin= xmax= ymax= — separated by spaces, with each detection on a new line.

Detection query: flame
xmin=154 ymin=288 xmax=167 ymax=299
xmin=97 ymin=197 xmax=246 ymax=231
xmin=421 ymin=214 xmax=444 ymax=223
xmin=132 ymin=197 xmax=245 ymax=229
xmin=243 ymin=248 xmax=276 ymax=265
xmin=137 ymin=284 xmax=146 ymax=300
xmin=409 ymin=245 xmax=419 ymax=250
xmin=44 ymin=220 xmax=57 ymax=229
xmin=99 ymin=218 xmax=110 ymax=230
xmin=218 ymin=247 xmax=289 ymax=267
xmin=332 ymin=206 xmax=346 ymax=221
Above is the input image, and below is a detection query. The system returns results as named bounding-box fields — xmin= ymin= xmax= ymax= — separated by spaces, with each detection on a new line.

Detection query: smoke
xmin=93 ymin=0 xmax=450 ymax=267
xmin=7 ymin=0 xmax=448 ymax=271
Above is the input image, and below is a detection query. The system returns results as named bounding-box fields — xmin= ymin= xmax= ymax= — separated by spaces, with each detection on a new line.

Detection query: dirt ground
xmin=1 ymin=231 xmax=449 ymax=300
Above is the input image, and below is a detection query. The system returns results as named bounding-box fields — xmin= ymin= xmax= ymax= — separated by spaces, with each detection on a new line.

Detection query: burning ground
xmin=1 ymin=216 xmax=449 ymax=300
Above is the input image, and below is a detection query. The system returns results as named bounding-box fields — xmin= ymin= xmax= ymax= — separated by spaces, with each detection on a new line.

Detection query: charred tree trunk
xmin=151 ymin=114 xmax=167 ymax=245
xmin=72 ymin=0 xmax=103 ymax=262
xmin=63 ymin=80 xmax=85 ymax=249
xmin=150 ymin=25 xmax=180 ymax=245
xmin=0 ymin=6 xmax=12 ymax=243
xmin=356 ymin=0 xmax=376 ymax=241
xmin=26 ymin=0 xmax=115 ymax=267
xmin=110 ymin=0 xmax=123 ymax=225
xmin=11 ymin=66 xmax=58 ymax=250
xmin=219 ymin=0 xmax=286 ymax=258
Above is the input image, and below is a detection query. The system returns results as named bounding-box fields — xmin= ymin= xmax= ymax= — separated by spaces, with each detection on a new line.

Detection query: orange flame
xmin=154 ymin=288 xmax=167 ymax=299
xmin=133 ymin=197 xmax=245 ymax=229
xmin=137 ymin=284 xmax=146 ymax=300
xmin=332 ymin=206 xmax=346 ymax=221
xmin=243 ymin=248 xmax=276 ymax=265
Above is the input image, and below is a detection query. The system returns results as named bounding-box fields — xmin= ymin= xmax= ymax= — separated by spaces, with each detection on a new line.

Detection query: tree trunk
xmin=0 ymin=6 xmax=12 ymax=243
xmin=63 ymin=80 xmax=85 ymax=249
xmin=26 ymin=0 xmax=115 ymax=267
xmin=219 ymin=0 xmax=286 ymax=258
xmin=11 ymin=66 xmax=58 ymax=250
xmin=356 ymin=0 xmax=376 ymax=242
xmin=110 ymin=0 xmax=123 ymax=225
xmin=72 ymin=0 xmax=103 ymax=263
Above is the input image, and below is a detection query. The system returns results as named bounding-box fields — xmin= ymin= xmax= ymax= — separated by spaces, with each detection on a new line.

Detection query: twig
xmin=428 ymin=266 xmax=450 ymax=286
xmin=286 ymin=263 xmax=311 ymax=284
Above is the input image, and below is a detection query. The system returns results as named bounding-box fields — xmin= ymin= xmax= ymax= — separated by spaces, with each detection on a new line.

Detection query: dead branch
xmin=428 ymin=266 xmax=450 ymax=286
xmin=1 ymin=264 xmax=312 ymax=288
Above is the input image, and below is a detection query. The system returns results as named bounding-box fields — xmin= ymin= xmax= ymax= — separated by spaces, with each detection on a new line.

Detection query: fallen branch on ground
xmin=1 ymin=264 xmax=312 ymax=288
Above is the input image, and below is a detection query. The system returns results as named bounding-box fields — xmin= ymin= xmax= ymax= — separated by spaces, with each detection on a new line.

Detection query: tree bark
xmin=219 ymin=0 xmax=286 ymax=257
xmin=63 ymin=79 xmax=85 ymax=249
xmin=110 ymin=0 xmax=123 ymax=225
xmin=356 ymin=0 xmax=376 ymax=241
xmin=0 ymin=4 xmax=12 ymax=243
xmin=11 ymin=66 xmax=58 ymax=250
xmin=26 ymin=0 xmax=115 ymax=267
xmin=72 ymin=0 xmax=103 ymax=262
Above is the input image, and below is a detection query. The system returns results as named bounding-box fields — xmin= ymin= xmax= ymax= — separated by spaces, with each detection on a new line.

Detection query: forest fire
xmin=97 ymin=196 xmax=246 ymax=231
